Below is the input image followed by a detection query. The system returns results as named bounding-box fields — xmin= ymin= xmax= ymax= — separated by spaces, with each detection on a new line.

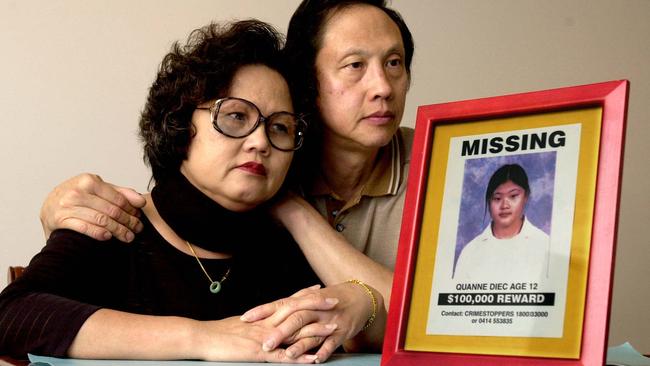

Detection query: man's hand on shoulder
xmin=40 ymin=173 xmax=145 ymax=243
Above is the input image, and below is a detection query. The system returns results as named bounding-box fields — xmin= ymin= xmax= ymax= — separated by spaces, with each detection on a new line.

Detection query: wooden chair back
xmin=7 ymin=266 xmax=25 ymax=284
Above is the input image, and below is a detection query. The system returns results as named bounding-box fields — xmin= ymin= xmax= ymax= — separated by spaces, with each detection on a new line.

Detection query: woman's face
xmin=314 ymin=4 xmax=408 ymax=151
xmin=180 ymin=64 xmax=294 ymax=212
xmin=489 ymin=180 xmax=528 ymax=234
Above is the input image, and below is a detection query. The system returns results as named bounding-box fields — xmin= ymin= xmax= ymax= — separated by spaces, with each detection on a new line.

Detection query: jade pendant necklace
xmin=185 ymin=241 xmax=231 ymax=294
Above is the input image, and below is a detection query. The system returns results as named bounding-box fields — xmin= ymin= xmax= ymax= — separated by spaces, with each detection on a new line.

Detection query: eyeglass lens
xmin=216 ymin=98 xmax=301 ymax=150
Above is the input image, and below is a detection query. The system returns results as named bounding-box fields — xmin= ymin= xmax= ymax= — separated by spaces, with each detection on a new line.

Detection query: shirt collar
xmin=309 ymin=129 xmax=404 ymax=199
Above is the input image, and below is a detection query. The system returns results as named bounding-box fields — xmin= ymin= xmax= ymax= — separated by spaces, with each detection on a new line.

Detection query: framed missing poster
xmin=382 ymin=80 xmax=629 ymax=366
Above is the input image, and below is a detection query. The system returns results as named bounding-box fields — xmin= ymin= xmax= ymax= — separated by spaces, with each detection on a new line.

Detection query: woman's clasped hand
xmin=241 ymin=281 xmax=385 ymax=361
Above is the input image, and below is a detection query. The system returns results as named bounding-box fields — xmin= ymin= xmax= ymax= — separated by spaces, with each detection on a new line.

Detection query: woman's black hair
xmin=484 ymin=164 xmax=531 ymax=217
xmin=283 ymin=0 xmax=415 ymax=185
xmin=139 ymin=20 xmax=287 ymax=183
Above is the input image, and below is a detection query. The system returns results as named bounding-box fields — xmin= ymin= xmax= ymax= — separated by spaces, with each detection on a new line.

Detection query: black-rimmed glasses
xmin=196 ymin=97 xmax=307 ymax=151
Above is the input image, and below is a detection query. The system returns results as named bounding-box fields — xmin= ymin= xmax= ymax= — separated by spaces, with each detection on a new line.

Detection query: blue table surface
xmin=25 ymin=343 xmax=650 ymax=366
xmin=27 ymin=353 xmax=381 ymax=366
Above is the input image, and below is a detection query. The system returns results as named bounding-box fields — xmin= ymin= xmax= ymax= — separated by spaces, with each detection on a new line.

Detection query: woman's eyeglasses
xmin=196 ymin=97 xmax=307 ymax=151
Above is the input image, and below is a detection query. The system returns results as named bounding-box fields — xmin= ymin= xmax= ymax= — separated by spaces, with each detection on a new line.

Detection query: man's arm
xmin=271 ymin=194 xmax=393 ymax=303
xmin=40 ymin=173 xmax=145 ymax=242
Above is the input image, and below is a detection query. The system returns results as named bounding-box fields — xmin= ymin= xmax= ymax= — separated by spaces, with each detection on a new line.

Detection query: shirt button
xmin=336 ymin=223 xmax=345 ymax=232
xmin=331 ymin=210 xmax=339 ymax=217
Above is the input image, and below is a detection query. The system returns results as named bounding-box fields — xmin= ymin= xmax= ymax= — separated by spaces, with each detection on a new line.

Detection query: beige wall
xmin=1 ymin=0 xmax=648 ymax=353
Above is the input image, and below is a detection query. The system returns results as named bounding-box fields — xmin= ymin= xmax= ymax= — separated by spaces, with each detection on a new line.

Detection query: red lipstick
xmin=238 ymin=162 xmax=267 ymax=176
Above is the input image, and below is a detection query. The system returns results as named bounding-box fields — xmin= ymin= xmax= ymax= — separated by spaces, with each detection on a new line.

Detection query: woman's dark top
xmin=0 ymin=214 xmax=319 ymax=358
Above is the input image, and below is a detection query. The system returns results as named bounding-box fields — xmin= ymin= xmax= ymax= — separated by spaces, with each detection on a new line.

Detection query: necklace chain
xmin=185 ymin=241 xmax=230 ymax=294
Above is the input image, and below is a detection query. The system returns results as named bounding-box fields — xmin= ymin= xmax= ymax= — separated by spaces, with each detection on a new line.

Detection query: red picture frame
xmin=382 ymin=80 xmax=629 ymax=365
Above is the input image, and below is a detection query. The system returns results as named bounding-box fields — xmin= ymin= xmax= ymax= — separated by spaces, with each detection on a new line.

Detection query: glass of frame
xmin=382 ymin=80 xmax=629 ymax=366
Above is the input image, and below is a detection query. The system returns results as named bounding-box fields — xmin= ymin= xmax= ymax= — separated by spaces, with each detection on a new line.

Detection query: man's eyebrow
xmin=338 ymin=43 xmax=405 ymax=60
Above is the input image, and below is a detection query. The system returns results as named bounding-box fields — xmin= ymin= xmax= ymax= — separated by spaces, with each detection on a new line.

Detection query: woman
xmin=454 ymin=163 xmax=550 ymax=282
xmin=38 ymin=0 xmax=412 ymax=359
xmin=0 ymin=20 xmax=382 ymax=362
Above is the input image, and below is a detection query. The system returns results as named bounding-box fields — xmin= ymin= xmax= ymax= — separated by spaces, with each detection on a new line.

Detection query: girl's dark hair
xmin=139 ymin=20 xmax=286 ymax=183
xmin=283 ymin=0 xmax=415 ymax=185
xmin=485 ymin=163 xmax=531 ymax=208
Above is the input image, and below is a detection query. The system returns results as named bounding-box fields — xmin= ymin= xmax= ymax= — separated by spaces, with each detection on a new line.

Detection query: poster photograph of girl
xmin=453 ymin=158 xmax=554 ymax=282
